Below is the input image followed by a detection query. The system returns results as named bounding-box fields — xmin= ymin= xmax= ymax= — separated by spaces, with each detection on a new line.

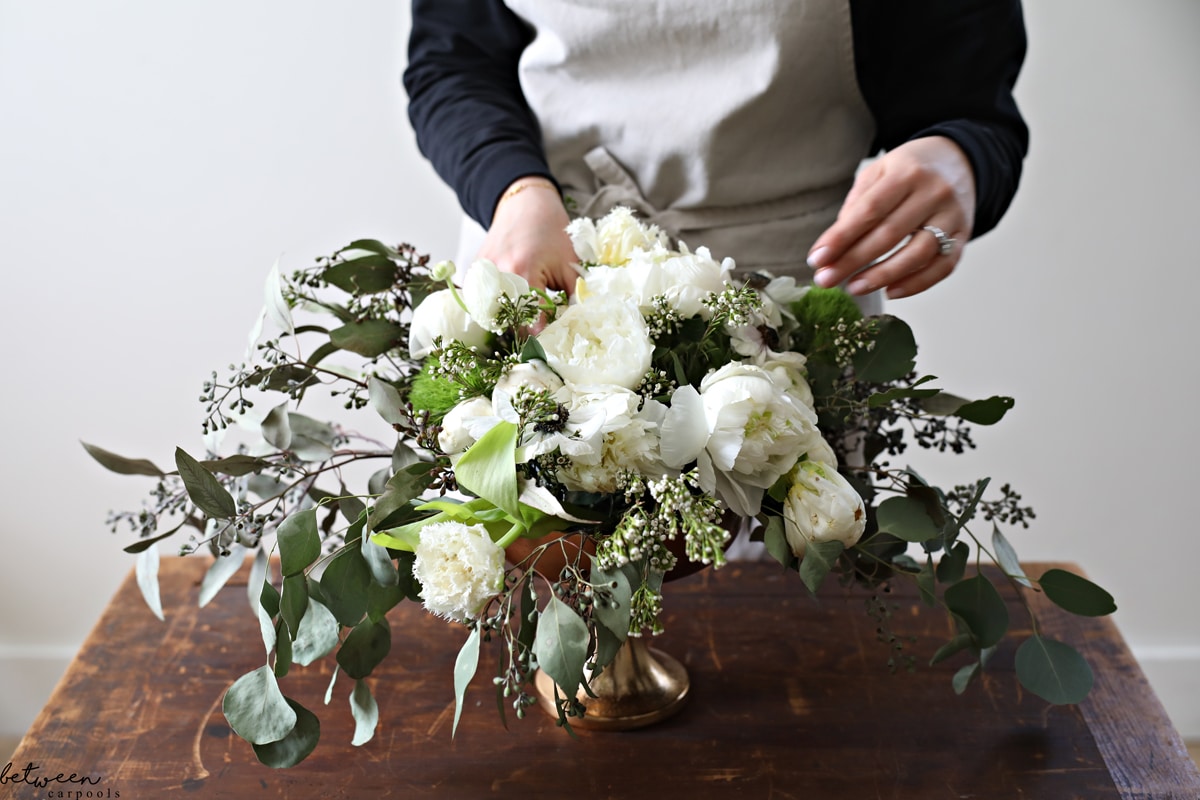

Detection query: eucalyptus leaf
xmin=175 ymin=447 xmax=238 ymax=520
xmin=1016 ymin=636 xmax=1094 ymax=704
xmin=368 ymin=376 xmax=408 ymax=427
xmin=991 ymin=526 xmax=1032 ymax=587
xmin=944 ymin=574 xmax=1010 ymax=648
xmin=369 ymin=465 xmax=435 ymax=532
xmin=280 ymin=574 xmax=309 ymax=640
xmin=324 ymin=664 xmax=341 ymax=706
xmin=519 ymin=337 xmax=547 ymax=364
xmin=251 ymin=697 xmax=320 ymax=768
xmin=533 ymin=596 xmax=590 ymax=698
xmin=262 ymin=403 xmax=292 ymax=451
xmin=292 ymin=598 xmax=340 ymax=666
xmin=288 ymin=413 xmax=336 ymax=462
xmin=876 ymin=495 xmax=941 ymax=543
xmin=340 ymin=495 xmax=367 ymax=526
xmin=952 ymin=662 xmax=979 ymax=695
xmin=322 ymin=546 xmax=373 ymax=626
xmin=123 ymin=522 xmax=185 ymax=554
xmin=866 ymin=375 xmax=940 ymax=408
xmin=337 ymin=618 xmax=392 ymax=679
xmin=277 ymin=509 xmax=320 ymax=578
xmin=930 ymin=633 xmax=973 ymax=666
xmin=1038 ymin=569 xmax=1117 ymax=617
xmin=366 ymin=580 xmax=406 ymax=623
xmin=322 ymin=254 xmax=398 ymax=295
xmin=81 ymin=441 xmax=164 ymax=477
xmin=222 ymin=666 xmax=297 ymax=745
xmin=515 ymin=575 xmax=538 ymax=656
xmin=201 ymin=454 xmax=270 ymax=477
xmin=762 ymin=516 xmax=793 ymax=568
xmin=341 ymin=239 xmax=396 ymax=258
xmin=199 ymin=545 xmax=248 ymax=608
xmin=273 ymin=619 xmax=293 ymax=678
xmin=254 ymin=588 xmax=277 ymax=655
xmin=361 ymin=535 xmax=399 ymax=587
xmin=593 ymin=623 xmax=624 ymax=672
xmin=853 ymin=315 xmax=916 ymax=383
xmin=798 ymin=540 xmax=844 ymax=594
xmin=264 ymin=259 xmax=295 ymax=336
xmin=247 ymin=546 xmax=270 ymax=613
xmin=590 ymin=566 xmax=632 ymax=640
xmin=452 ymin=627 xmax=481 ymax=738
xmin=916 ymin=556 xmax=937 ymax=607
xmin=135 ymin=544 xmax=165 ymax=621
xmin=954 ymin=396 xmax=1015 ymax=425
xmin=330 ymin=319 xmax=405 ymax=358
xmin=936 ymin=541 xmax=969 ymax=584
xmin=351 ymin=680 xmax=380 ymax=746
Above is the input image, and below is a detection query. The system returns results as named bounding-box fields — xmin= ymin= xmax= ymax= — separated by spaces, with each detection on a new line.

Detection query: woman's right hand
xmin=477 ymin=177 xmax=578 ymax=294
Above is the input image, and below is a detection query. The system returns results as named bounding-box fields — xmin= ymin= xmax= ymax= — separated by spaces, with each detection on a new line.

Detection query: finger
xmin=883 ymin=252 xmax=957 ymax=299
xmin=844 ymin=225 xmax=944 ymax=295
xmin=809 ymin=169 xmax=913 ymax=272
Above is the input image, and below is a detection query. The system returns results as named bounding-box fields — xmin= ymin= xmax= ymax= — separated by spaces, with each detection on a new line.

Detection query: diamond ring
xmin=921 ymin=225 xmax=956 ymax=256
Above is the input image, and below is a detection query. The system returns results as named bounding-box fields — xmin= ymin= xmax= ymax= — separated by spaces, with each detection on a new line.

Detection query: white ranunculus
xmin=783 ymin=460 xmax=866 ymax=558
xmin=461 ymin=259 xmax=530 ymax=332
xmin=567 ymin=206 xmax=668 ymax=266
xmin=493 ymin=359 xmax=564 ymax=398
xmin=537 ymin=294 xmax=653 ymax=390
xmin=437 ymin=396 xmax=495 ymax=455
xmin=412 ymin=521 xmax=505 ymax=621
xmin=556 ymin=388 xmax=667 ymax=494
xmin=408 ymin=289 xmax=489 ymax=359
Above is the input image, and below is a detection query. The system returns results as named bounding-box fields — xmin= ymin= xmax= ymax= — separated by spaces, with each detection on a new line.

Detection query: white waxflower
xmin=412 ymin=521 xmax=505 ymax=621
xmin=461 ymin=259 xmax=530 ymax=332
xmin=567 ymin=206 xmax=668 ymax=267
xmin=783 ymin=460 xmax=866 ymax=558
xmin=437 ymin=396 xmax=495 ymax=455
xmin=408 ymin=288 xmax=489 ymax=360
xmin=537 ymin=294 xmax=653 ymax=390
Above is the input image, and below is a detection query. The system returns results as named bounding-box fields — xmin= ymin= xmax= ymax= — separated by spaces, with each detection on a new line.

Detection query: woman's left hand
xmin=806 ymin=136 xmax=976 ymax=300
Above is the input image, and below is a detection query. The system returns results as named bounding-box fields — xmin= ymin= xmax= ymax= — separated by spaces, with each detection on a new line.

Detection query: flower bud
xmin=783 ymin=460 xmax=866 ymax=557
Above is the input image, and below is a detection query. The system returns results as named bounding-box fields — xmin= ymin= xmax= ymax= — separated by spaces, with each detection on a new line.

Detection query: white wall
xmin=1 ymin=1 xmax=1197 ymax=739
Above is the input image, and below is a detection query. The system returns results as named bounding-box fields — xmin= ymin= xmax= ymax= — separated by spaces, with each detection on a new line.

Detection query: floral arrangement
xmin=87 ymin=207 xmax=1115 ymax=767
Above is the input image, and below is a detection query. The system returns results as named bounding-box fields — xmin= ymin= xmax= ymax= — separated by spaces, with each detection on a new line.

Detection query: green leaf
xmin=340 ymin=239 xmax=397 ymax=258
xmin=135 ymin=544 xmax=164 ymax=621
xmin=1016 ymin=636 xmax=1094 ymax=704
xmin=292 ymin=598 xmax=340 ymax=666
xmin=1039 ymin=569 xmax=1117 ymax=617
xmin=917 ymin=556 xmax=936 ymax=607
xmin=273 ymin=619 xmax=293 ymax=678
xmin=361 ymin=536 xmax=399 ymax=587
xmin=123 ymin=522 xmax=186 ymax=554
xmin=944 ymin=574 xmax=1010 ymax=648
xmin=175 ymin=447 xmax=238 ymax=519
xmin=853 ymin=315 xmax=916 ymax=383
xmin=452 ymin=627 xmax=481 ymax=738
xmin=519 ymin=337 xmax=547 ymax=364
xmin=280 ymin=574 xmax=309 ymax=639
xmin=992 ymin=526 xmax=1032 ymax=588
xmin=277 ymin=509 xmax=320 ymax=578
xmin=337 ymin=618 xmax=392 ymax=679
xmin=454 ymin=421 xmax=521 ymax=522
xmin=955 ymin=396 xmax=1015 ymax=425
xmin=593 ymin=624 xmax=624 ymax=672
xmin=81 ymin=441 xmax=164 ymax=476
xmin=322 ymin=546 xmax=373 ymax=626
xmin=930 ymin=633 xmax=973 ymax=666
xmin=368 ymin=376 xmax=408 ymax=426
xmin=876 ymin=496 xmax=940 ymax=543
xmin=952 ymin=662 xmax=979 ymax=695
xmin=263 ymin=259 xmax=294 ymax=336
xmin=351 ymin=680 xmax=379 ymax=746
xmin=200 ymin=454 xmax=270 ymax=477
xmin=762 ymin=516 xmax=793 ymax=568
xmin=262 ymin=403 xmax=292 ymax=450
xmin=590 ymin=566 xmax=632 ymax=640
xmin=533 ymin=596 xmax=590 ymax=698
xmin=369 ymin=465 xmax=436 ymax=532
xmin=936 ymin=541 xmax=969 ymax=584
xmin=251 ymin=697 xmax=320 ymax=768
xmin=366 ymin=580 xmax=405 ymax=623
xmin=322 ymin=254 xmax=398 ymax=295
xmin=306 ymin=340 xmax=341 ymax=368
xmin=199 ymin=545 xmax=248 ymax=608
xmin=515 ymin=575 xmax=538 ymax=656
xmin=330 ymin=319 xmax=405 ymax=358
xmin=288 ymin=413 xmax=336 ymax=462
xmin=798 ymin=540 xmax=845 ymax=593
xmin=866 ymin=375 xmax=940 ymax=408
xmin=222 ymin=666 xmax=297 ymax=745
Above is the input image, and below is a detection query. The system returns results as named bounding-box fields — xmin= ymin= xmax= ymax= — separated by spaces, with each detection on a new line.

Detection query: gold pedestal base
xmin=534 ymin=637 xmax=690 ymax=730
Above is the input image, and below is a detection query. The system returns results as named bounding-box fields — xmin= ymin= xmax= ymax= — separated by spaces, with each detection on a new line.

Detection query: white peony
xmin=556 ymin=388 xmax=667 ymax=494
xmin=408 ymin=289 xmax=489 ymax=360
xmin=437 ymin=396 xmax=495 ymax=455
xmin=536 ymin=294 xmax=653 ymax=390
xmin=783 ymin=460 xmax=866 ymax=558
xmin=577 ymin=243 xmax=733 ymax=322
xmin=567 ymin=206 xmax=668 ymax=267
xmin=461 ymin=259 xmax=531 ymax=332
xmin=753 ymin=350 xmax=815 ymax=411
xmin=412 ymin=521 xmax=505 ymax=621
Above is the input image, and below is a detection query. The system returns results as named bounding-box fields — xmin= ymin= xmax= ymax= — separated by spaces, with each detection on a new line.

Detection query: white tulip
xmin=437 ymin=396 xmax=495 ymax=455
xmin=461 ymin=259 xmax=530 ymax=332
xmin=783 ymin=460 xmax=866 ymax=558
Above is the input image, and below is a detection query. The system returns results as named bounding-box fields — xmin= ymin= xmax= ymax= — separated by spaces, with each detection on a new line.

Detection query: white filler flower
xmin=783 ymin=460 xmax=866 ymax=558
xmin=408 ymin=288 xmax=489 ymax=359
xmin=413 ymin=521 xmax=506 ymax=621
xmin=537 ymin=294 xmax=653 ymax=390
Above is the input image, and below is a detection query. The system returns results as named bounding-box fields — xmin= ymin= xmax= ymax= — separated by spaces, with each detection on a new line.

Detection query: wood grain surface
xmin=6 ymin=558 xmax=1198 ymax=799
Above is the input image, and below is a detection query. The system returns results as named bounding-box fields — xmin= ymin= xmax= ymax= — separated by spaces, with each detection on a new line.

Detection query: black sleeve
xmin=851 ymin=0 xmax=1029 ymax=238
xmin=404 ymin=0 xmax=555 ymax=228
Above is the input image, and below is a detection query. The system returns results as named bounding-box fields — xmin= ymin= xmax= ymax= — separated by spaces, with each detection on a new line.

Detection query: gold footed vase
xmin=533 ymin=636 xmax=690 ymax=730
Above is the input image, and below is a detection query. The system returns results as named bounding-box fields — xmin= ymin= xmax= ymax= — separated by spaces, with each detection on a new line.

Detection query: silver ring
xmin=921 ymin=225 xmax=956 ymax=256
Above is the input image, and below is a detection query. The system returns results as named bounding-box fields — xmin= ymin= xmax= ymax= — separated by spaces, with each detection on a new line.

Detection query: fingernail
xmin=807 ymin=247 xmax=829 ymax=269
xmin=813 ymin=268 xmax=836 ymax=288
xmin=847 ymin=278 xmax=871 ymax=295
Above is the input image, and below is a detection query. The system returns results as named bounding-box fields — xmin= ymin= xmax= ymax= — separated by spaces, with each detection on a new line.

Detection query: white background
xmin=1 ymin=1 xmax=1198 ymax=741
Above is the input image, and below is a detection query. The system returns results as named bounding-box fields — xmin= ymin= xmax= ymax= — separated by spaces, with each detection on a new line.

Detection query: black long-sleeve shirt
xmin=405 ymin=0 xmax=1028 ymax=239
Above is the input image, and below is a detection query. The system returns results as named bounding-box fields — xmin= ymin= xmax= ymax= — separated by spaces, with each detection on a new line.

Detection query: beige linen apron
xmin=458 ymin=0 xmax=879 ymax=310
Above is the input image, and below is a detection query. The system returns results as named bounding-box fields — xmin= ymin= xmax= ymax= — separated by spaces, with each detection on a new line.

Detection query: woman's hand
xmin=807 ymin=136 xmax=977 ymax=300
xmin=477 ymin=177 xmax=578 ymax=294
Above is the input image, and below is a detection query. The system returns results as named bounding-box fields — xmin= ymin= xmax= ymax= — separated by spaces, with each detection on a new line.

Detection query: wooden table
xmin=8 ymin=558 xmax=1198 ymax=799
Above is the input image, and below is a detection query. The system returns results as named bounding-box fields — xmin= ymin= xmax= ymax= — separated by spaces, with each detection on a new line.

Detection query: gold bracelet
xmin=498 ymin=178 xmax=558 ymax=207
